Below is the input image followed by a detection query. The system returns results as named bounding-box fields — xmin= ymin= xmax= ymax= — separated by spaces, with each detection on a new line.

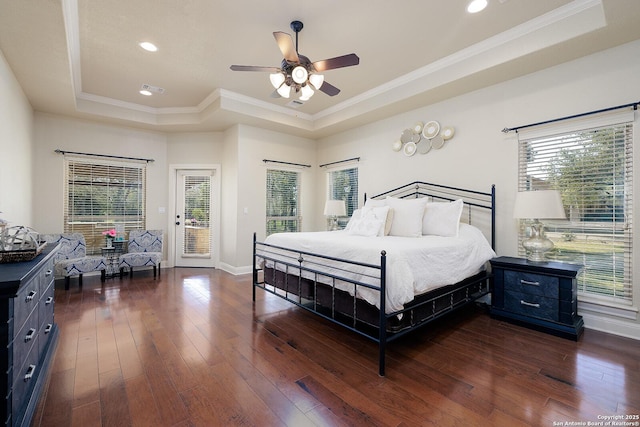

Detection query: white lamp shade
xmin=299 ymin=84 xmax=314 ymax=100
xmin=308 ymin=73 xmax=324 ymax=89
xmin=324 ymin=200 xmax=346 ymax=217
xmin=269 ymin=72 xmax=285 ymax=89
xmin=291 ymin=66 xmax=308 ymax=84
xmin=513 ymin=190 xmax=566 ymax=219
xmin=276 ymin=83 xmax=291 ymax=98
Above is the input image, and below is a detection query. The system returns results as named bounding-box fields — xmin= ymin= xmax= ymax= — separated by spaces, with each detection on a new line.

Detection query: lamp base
xmin=522 ymin=220 xmax=554 ymax=263
xmin=328 ymin=216 xmax=340 ymax=231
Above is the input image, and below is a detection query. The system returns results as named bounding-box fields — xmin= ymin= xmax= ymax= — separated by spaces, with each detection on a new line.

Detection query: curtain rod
xmin=501 ymin=101 xmax=639 ymax=133
xmin=263 ymin=159 xmax=311 ymax=168
xmin=55 ymin=149 xmax=155 ymax=163
xmin=319 ymin=157 xmax=360 ymax=168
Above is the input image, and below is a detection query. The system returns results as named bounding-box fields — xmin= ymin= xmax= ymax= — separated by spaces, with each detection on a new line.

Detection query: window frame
xmin=326 ymin=165 xmax=359 ymax=229
xmin=63 ymin=155 xmax=147 ymax=255
xmin=516 ymin=112 xmax=634 ymax=308
xmin=265 ymin=168 xmax=301 ymax=236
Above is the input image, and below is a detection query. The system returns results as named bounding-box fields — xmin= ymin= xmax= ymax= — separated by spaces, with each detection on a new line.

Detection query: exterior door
xmin=174 ymin=169 xmax=216 ymax=267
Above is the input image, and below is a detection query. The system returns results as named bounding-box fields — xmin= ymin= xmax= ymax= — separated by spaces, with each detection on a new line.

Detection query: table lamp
xmin=324 ymin=200 xmax=346 ymax=231
xmin=513 ymin=190 xmax=566 ymax=262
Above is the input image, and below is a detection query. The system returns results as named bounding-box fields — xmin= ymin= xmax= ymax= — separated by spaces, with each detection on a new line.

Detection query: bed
xmin=252 ymin=181 xmax=496 ymax=376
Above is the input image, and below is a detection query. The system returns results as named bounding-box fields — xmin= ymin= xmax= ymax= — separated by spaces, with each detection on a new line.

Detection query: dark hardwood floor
xmin=31 ymin=268 xmax=640 ymax=427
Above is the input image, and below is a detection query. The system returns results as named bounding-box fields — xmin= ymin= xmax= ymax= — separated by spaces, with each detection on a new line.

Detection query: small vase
xmin=106 ymin=238 xmax=113 ymax=248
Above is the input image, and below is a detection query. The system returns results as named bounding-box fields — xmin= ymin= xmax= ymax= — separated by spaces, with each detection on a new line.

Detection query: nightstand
xmin=490 ymin=256 xmax=584 ymax=340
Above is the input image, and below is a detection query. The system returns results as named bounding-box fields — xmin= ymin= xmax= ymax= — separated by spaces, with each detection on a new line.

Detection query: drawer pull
xmin=520 ymin=279 xmax=540 ymax=287
xmin=24 ymin=364 xmax=36 ymax=382
xmin=26 ymin=290 xmax=38 ymax=302
xmin=45 ymin=297 xmax=54 ymax=305
xmin=45 ymin=269 xmax=53 ymax=277
xmin=45 ymin=324 xmax=53 ymax=334
xmin=25 ymin=328 xmax=36 ymax=342
xmin=520 ymin=300 xmax=540 ymax=309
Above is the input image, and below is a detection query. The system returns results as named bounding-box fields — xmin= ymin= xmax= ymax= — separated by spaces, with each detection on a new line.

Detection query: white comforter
xmin=260 ymin=223 xmax=496 ymax=314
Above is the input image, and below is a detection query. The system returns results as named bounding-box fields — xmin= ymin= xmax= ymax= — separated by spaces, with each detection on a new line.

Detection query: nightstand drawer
xmin=504 ymin=290 xmax=559 ymax=322
xmin=504 ymin=270 xmax=559 ymax=297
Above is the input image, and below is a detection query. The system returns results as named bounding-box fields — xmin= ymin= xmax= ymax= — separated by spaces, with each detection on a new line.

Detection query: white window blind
xmin=327 ymin=166 xmax=358 ymax=229
xmin=518 ymin=122 xmax=633 ymax=302
xmin=64 ymin=157 xmax=146 ymax=254
xmin=266 ymin=169 xmax=300 ymax=236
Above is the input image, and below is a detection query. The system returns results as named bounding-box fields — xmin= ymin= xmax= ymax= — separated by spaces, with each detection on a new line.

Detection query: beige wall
xmin=0 ymin=50 xmax=33 ymax=226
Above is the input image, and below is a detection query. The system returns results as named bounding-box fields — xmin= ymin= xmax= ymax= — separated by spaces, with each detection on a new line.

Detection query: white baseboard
xmin=218 ymin=263 xmax=252 ymax=276
xmin=581 ymin=312 xmax=640 ymax=341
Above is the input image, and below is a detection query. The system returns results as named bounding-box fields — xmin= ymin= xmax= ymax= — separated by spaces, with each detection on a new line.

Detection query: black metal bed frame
xmin=252 ymin=181 xmax=496 ymax=376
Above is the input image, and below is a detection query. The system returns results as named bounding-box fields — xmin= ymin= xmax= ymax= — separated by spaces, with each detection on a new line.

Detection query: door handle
xmin=175 ymin=222 xmax=180 ymax=225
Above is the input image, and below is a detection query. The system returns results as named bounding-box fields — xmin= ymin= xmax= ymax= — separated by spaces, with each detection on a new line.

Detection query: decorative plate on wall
xmin=422 ymin=121 xmax=440 ymax=139
xmin=403 ymin=141 xmax=417 ymax=156
xmin=417 ymin=139 xmax=432 ymax=154
xmin=431 ymin=135 xmax=445 ymax=149
xmin=442 ymin=126 xmax=455 ymax=140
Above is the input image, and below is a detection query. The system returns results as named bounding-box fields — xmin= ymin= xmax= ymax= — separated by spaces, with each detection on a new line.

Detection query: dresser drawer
xmin=12 ymin=311 xmax=39 ymax=385
xmin=504 ymin=289 xmax=559 ymax=322
xmin=13 ymin=280 xmax=40 ymax=335
xmin=504 ymin=270 xmax=559 ymax=298
xmin=36 ymin=257 xmax=55 ymax=294
xmin=11 ymin=335 xmax=40 ymax=421
xmin=38 ymin=283 xmax=55 ymax=358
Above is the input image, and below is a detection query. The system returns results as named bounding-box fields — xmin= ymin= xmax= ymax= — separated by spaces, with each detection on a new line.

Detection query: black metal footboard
xmin=252 ymin=233 xmax=491 ymax=376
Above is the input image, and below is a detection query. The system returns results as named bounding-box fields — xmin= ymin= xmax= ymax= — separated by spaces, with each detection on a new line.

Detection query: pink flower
xmin=102 ymin=228 xmax=117 ymax=237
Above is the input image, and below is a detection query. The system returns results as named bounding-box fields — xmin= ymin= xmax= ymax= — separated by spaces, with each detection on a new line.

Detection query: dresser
xmin=0 ymin=245 xmax=59 ymax=427
xmin=490 ymin=256 xmax=584 ymax=340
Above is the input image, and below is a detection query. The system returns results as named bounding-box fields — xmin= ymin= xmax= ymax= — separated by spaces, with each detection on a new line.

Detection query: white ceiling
xmin=1 ymin=0 xmax=639 ymax=138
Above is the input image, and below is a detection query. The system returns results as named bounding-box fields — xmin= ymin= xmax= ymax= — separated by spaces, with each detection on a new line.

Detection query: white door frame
xmin=168 ymin=164 xmax=221 ymax=268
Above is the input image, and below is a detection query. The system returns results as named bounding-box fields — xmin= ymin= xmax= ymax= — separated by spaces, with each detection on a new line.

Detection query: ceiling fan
xmin=230 ymin=20 xmax=360 ymax=101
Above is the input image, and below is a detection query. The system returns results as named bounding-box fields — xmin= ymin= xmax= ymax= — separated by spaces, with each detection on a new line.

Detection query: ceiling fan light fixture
xmin=269 ymin=72 xmax=286 ymax=89
xmin=308 ymin=73 xmax=324 ymax=90
xmin=276 ymin=83 xmax=291 ymax=98
xmin=291 ymin=66 xmax=308 ymax=84
xmin=467 ymin=0 xmax=488 ymax=13
xmin=299 ymin=84 xmax=314 ymax=100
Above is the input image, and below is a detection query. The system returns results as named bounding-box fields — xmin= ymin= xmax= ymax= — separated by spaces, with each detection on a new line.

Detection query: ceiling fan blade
xmin=273 ymin=31 xmax=299 ymax=63
xmin=319 ymin=81 xmax=340 ymax=96
xmin=230 ymin=65 xmax=281 ymax=72
xmin=312 ymin=54 xmax=359 ymax=72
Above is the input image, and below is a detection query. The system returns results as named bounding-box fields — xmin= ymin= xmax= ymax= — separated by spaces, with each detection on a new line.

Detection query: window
xmin=518 ymin=120 xmax=633 ymax=303
xmin=266 ymin=169 xmax=300 ymax=236
xmin=64 ymin=157 xmax=146 ymax=254
xmin=327 ymin=166 xmax=358 ymax=228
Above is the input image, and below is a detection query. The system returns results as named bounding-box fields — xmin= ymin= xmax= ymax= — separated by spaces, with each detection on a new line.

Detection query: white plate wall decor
xmin=393 ymin=119 xmax=456 ymax=157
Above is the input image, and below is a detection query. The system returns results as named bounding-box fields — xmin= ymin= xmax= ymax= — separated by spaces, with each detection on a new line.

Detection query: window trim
xmin=516 ymin=110 xmax=634 ymax=310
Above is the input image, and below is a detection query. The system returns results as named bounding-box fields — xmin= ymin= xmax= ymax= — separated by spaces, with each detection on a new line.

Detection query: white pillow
xmin=364 ymin=198 xmax=387 ymax=208
xmin=344 ymin=209 xmax=362 ymax=232
xmin=385 ymin=197 xmax=428 ymax=237
xmin=422 ymin=199 xmax=464 ymax=237
xmin=347 ymin=205 xmax=390 ymax=237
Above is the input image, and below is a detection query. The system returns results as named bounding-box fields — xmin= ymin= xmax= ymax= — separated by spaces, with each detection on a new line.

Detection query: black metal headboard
xmin=365 ymin=181 xmax=496 ymax=250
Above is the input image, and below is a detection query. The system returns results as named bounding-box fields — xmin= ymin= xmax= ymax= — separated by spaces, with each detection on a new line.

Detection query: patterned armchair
xmin=40 ymin=233 xmax=107 ymax=290
xmin=118 ymin=230 xmax=163 ymax=278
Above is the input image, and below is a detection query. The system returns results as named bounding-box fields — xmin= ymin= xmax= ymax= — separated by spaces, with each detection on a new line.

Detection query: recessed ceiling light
xmin=139 ymin=41 xmax=158 ymax=52
xmin=467 ymin=0 xmax=488 ymax=13
xmin=139 ymin=90 xmax=152 ymax=96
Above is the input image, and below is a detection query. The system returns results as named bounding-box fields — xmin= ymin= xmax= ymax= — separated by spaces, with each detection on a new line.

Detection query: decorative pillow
xmin=422 ymin=199 xmax=464 ymax=237
xmin=385 ymin=196 xmax=428 ymax=237
xmin=344 ymin=209 xmax=362 ymax=232
xmin=347 ymin=205 xmax=390 ymax=237
xmin=364 ymin=199 xmax=394 ymax=235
